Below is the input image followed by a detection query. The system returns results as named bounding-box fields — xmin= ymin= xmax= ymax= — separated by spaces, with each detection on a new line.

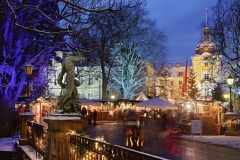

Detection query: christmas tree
xmin=187 ymin=68 xmax=200 ymax=99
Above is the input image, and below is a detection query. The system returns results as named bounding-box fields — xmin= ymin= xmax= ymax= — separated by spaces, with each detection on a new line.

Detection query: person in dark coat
xmin=81 ymin=107 xmax=87 ymax=115
xmin=87 ymin=110 xmax=92 ymax=125
xmin=93 ymin=109 xmax=97 ymax=125
xmin=162 ymin=111 xmax=167 ymax=130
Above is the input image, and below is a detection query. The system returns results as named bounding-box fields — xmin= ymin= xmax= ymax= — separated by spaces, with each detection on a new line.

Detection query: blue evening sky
xmin=145 ymin=0 xmax=218 ymax=67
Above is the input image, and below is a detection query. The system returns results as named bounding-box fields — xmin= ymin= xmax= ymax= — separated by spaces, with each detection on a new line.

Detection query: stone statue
xmin=55 ymin=54 xmax=84 ymax=113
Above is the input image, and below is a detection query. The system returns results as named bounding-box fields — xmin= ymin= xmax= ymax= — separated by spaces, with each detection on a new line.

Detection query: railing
xmin=69 ymin=134 xmax=169 ymax=160
xmin=25 ymin=120 xmax=169 ymax=160
xmin=26 ymin=120 xmax=48 ymax=158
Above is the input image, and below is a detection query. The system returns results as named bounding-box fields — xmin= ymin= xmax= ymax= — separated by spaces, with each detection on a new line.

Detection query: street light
xmin=226 ymin=75 xmax=234 ymax=112
xmin=24 ymin=62 xmax=33 ymax=112
xmin=111 ymin=95 xmax=115 ymax=100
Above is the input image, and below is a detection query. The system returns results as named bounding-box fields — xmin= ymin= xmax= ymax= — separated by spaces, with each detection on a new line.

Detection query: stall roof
xmin=80 ymin=97 xmax=101 ymax=106
xmin=136 ymin=97 xmax=178 ymax=110
xmin=135 ymin=92 xmax=148 ymax=101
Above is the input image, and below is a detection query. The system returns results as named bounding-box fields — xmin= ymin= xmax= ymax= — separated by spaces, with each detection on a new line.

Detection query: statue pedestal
xmin=19 ymin=112 xmax=35 ymax=146
xmin=224 ymin=112 xmax=239 ymax=134
xmin=43 ymin=113 xmax=87 ymax=160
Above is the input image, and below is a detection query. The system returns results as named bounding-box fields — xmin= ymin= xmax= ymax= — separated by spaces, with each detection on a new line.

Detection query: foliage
xmin=0 ymin=0 xmax=64 ymax=136
xmin=187 ymin=68 xmax=199 ymax=99
xmin=0 ymin=0 xmax=139 ymax=136
xmin=110 ymin=45 xmax=147 ymax=99
xmin=107 ymin=4 xmax=167 ymax=99
xmin=0 ymin=0 xmax=166 ymax=136
xmin=66 ymin=0 xmax=144 ymax=99
xmin=212 ymin=84 xmax=225 ymax=102
xmin=210 ymin=0 xmax=240 ymax=76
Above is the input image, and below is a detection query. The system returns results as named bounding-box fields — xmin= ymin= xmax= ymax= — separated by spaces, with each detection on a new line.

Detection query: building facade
xmin=155 ymin=25 xmax=222 ymax=111
xmin=192 ymin=25 xmax=221 ymax=101
xmin=47 ymin=51 xmax=102 ymax=100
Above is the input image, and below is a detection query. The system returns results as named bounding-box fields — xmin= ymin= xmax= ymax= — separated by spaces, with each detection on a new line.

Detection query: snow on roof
xmin=135 ymin=92 xmax=148 ymax=101
xmin=165 ymin=66 xmax=191 ymax=78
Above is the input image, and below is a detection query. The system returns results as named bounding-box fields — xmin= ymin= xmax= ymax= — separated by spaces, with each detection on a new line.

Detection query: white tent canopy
xmin=135 ymin=92 xmax=148 ymax=101
xmin=136 ymin=97 xmax=178 ymax=110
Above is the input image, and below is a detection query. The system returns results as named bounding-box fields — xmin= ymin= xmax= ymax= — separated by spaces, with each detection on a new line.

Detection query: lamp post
xmin=226 ymin=75 xmax=234 ymax=112
xmin=24 ymin=62 xmax=33 ymax=112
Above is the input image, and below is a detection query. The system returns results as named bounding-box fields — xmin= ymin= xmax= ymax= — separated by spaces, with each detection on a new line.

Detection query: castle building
xmin=155 ymin=24 xmax=221 ymax=112
xmin=192 ymin=25 xmax=221 ymax=101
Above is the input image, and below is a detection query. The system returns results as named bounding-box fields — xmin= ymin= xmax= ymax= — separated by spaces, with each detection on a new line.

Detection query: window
xmin=88 ymin=92 xmax=94 ymax=99
xmin=204 ymin=74 xmax=210 ymax=80
xmin=78 ymin=92 xmax=83 ymax=98
xmin=88 ymin=74 xmax=93 ymax=85
xmin=162 ymin=80 xmax=166 ymax=85
xmin=170 ymin=81 xmax=173 ymax=85
xmin=179 ymin=90 xmax=182 ymax=97
xmin=79 ymin=75 xmax=84 ymax=84
xmin=179 ymin=81 xmax=182 ymax=85
xmin=178 ymin=72 xmax=183 ymax=77
xmin=204 ymin=62 xmax=208 ymax=66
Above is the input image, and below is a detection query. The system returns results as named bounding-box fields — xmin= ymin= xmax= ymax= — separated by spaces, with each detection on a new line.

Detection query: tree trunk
xmin=0 ymin=99 xmax=16 ymax=137
xmin=102 ymin=75 xmax=108 ymax=99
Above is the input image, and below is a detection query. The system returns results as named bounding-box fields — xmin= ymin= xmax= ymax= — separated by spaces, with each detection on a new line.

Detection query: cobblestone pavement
xmin=86 ymin=121 xmax=240 ymax=160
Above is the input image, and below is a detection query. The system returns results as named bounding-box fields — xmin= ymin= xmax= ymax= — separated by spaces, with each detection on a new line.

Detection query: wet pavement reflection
xmin=86 ymin=122 xmax=240 ymax=160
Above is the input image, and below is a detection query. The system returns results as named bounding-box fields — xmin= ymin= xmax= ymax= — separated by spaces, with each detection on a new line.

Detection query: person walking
xmin=93 ymin=109 xmax=97 ymax=125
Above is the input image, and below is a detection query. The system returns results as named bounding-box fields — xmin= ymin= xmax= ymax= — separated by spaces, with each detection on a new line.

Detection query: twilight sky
xmin=145 ymin=0 xmax=218 ymax=66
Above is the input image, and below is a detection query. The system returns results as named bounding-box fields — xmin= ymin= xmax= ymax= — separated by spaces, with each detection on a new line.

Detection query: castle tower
xmin=192 ymin=25 xmax=221 ymax=101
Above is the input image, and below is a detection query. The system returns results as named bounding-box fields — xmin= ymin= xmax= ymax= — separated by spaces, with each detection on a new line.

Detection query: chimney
xmin=168 ymin=62 xmax=172 ymax=69
xmin=177 ymin=62 xmax=180 ymax=67
xmin=159 ymin=63 xmax=164 ymax=69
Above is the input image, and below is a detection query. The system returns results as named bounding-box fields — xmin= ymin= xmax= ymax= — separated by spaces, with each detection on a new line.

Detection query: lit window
xmin=204 ymin=74 xmax=210 ymax=80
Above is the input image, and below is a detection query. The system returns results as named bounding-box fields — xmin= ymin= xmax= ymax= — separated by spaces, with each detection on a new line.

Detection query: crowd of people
xmin=80 ymin=106 xmax=181 ymax=130
xmin=139 ymin=109 xmax=179 ymax=130
xmin=81 ymin=107 xmax=97 ymax=125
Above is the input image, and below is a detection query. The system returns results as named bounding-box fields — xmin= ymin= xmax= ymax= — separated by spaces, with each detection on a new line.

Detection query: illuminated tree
xmin=76 ymin=1 xmax=167 ymax=99
xmin=107 ymin=5 xmax=167 ymax=99
xmin=187 ymin=68 xmax=200 ymax=99
xmin=0 ymin=0 xmax=64 ymax=137
xmin=0 ymin=0 xmax=137 ymax=136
